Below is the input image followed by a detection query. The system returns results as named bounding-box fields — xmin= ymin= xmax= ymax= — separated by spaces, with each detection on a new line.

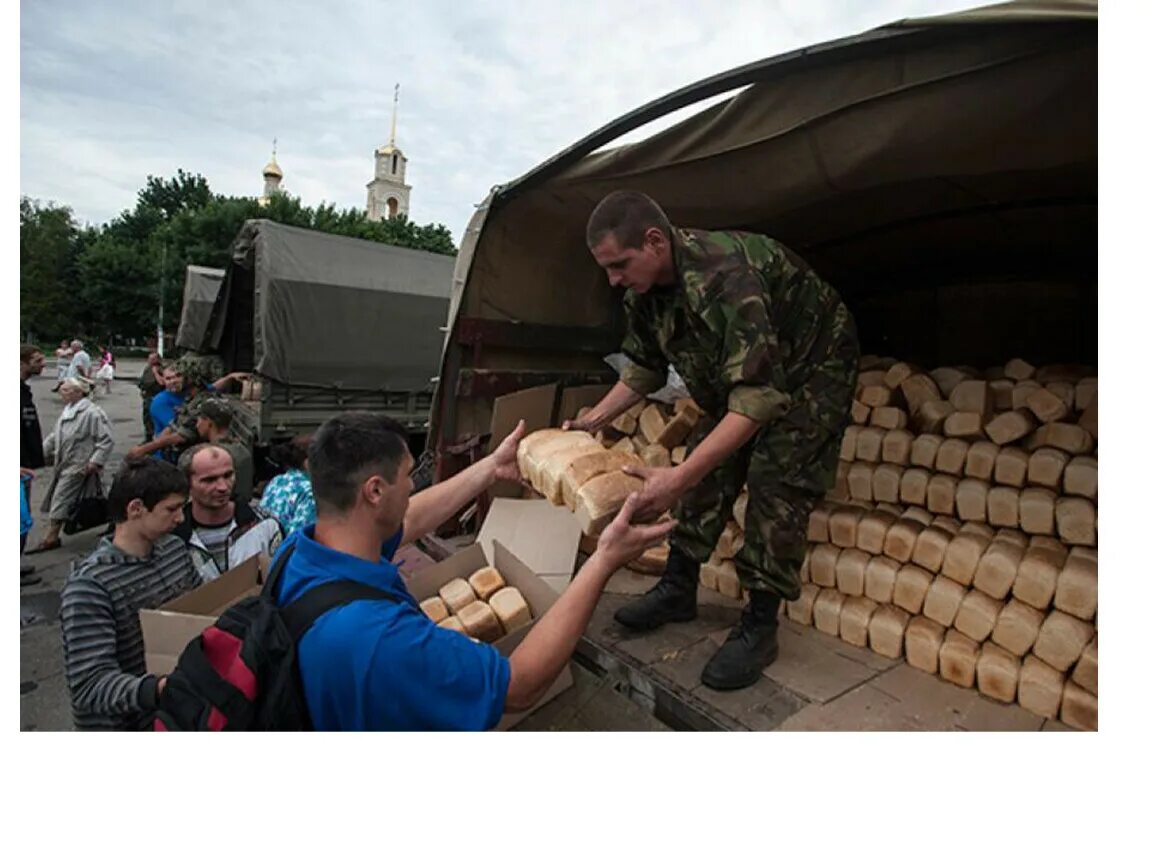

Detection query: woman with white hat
xmin=28 ymin=377 xmax=114 ymax=552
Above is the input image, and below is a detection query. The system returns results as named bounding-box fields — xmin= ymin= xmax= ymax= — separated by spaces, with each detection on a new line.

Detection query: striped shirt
xmin=60 ymin=534 xmax=202 ymax=731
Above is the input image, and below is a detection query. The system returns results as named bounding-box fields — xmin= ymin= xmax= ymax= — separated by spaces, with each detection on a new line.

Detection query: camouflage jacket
xmin=176 ymin=352 xmax=226 ymax=388
xmin=171 ymin=388 xmax=213 ymax=444
xmin=619 ymin=227 xmax=856 ymax=425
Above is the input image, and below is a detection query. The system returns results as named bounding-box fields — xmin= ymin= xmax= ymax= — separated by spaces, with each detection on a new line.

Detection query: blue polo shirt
xmin=149 ymin=390 xmax=186 ymax=435
xmin=272 ymin=527 xmax=511 ymax=731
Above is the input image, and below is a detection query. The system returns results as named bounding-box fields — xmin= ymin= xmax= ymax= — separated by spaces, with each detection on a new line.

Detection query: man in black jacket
xmin=20 ymin=344 xmax=46 ymax=585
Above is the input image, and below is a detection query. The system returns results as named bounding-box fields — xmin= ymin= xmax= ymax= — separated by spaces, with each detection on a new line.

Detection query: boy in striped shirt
xmin=60 ymin=459 xmax=202 ymax=731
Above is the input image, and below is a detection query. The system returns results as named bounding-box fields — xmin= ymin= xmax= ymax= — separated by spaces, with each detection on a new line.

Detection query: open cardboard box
xmin=477 ymin=497 xmax=582 ymax=595
xmin=405 ymin=539 xmax=574 ymax=731
xmin=139 ymin=554 xmax=269 ymax=676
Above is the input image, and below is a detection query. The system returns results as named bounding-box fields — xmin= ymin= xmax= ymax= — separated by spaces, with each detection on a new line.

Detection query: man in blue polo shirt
xmin=273 ymin=411 xmax=675 ymax=731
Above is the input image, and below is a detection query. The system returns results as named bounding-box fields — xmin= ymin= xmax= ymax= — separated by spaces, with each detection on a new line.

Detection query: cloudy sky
xmin=21 ymin=0 xmax=976 ymax=243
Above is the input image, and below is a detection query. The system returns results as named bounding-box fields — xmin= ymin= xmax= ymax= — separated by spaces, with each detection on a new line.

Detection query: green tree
xmin=20 ymin=197 xmax=83 ymax=342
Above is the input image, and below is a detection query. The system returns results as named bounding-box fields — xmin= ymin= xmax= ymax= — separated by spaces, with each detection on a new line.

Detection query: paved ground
xmin=20 ymin=359 xmax=1070 ymax=732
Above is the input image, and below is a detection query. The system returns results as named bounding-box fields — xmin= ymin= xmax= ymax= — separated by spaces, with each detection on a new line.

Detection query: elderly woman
xmin=28 ymin=378 xmax=114 ymax=552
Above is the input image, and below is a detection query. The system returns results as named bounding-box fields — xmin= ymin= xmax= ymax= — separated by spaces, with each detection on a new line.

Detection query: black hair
xmin=270 ymin=433 xmax=312 ymax=472
xmin=107 ymin=458 xmax=189 ymax=523
xmin=308 ymin=412 xmax=410 ymax=514
xmin=585 ymin=190 xmax=672 ymax=250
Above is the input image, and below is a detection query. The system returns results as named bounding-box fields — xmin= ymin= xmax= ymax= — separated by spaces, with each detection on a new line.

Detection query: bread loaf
xmin=847 ymin=461 xmax=876 ymax=502
xmin=1054 ymin=552 xmax=1098 ymax=620
xmin=787 ymin=584 xmax=821 ymax=626
xmin=835 ymin=548 xmax=870 ymax=597
xmin=884 ymin=362 xmax=917 ymax=390
xmin=873 ymin=407 xmax=909 ymax=430
xmin=1019 ymin=487 xmax=1057 ymax=536
xmin=1011 ymin=380 xmax=1042 ymax=411
xmin=1012 ymin=543 xmax=1069 ymax=610
xmin=918 ymin=400 xmax=955 ymax=434
xmin=1078 ymin=397 xmax=1098 ymax=439
xmin=733 ymin=490 xmax=749 ymax=531
xmin=839 ymin=595 xmax=879 ymax=647
xmin=560 ymin=449 xmax=642 ymax=508
xmin=893 ymin=564 xmax=933 ymax=615
xmin=420 ymin=596 xmax=450 ymax=624
xmin=988 ymin=379 xmax=1014 ymax=411
xmin=953 ymin=590 xmax=1003 ymax=642
xmin=986 ymin=486 xmax=1021 ymax=529
xmin=922 ymin=576 xmax=966 ymax=628
xmin=857 ymin=510 xmax=898 ymax=555
xmin=939 ymin=629 xmax=980 ymax=688
xmin=851 ymin=400 xmax=871 ymax=425
xmin=972 ymin=540 xmax=1024 ymax=600
xmin=468 ymin=566 xmax=506 ymax=602
xmin=900 ymin=374 xmax=942 ymax=415
xmin=1070 ymin=635 xmax=1097 ymax=696
xmin=1063 ymin=456 xmax=1097 ymax=500
xmin=1027 ymin=447 xmax=1069 ymax=491
xmin=991 ymin=599 xmax=1044 ymax=656
xmin=976 ymin=642 xmax=1021 ymax=703
xmin=934 ymin=439 xmax=970 ymax=476
xmin=522 ymin=430 xmax=596 ymax=490
xmin=955 ymin=478 xmax=990 ymax=523
xmin=881 ymin=430 xmax=914 ymax=465
xmin=1046 ymin=380 xmax=1079 ymax=407
xmin=1003 ymin=357 xmax=1036 ymax=381
xmin=950 ymin=380 xmax=991 ymax=416
xmin=1033 ymin=611 xmax=1094 ymax=672
xmin=438 ymin=615 xmax=466 ymax=633
xmin=905 ymin=615 xmax=946 ymax=675
xmin=828 ymin=505 xmax=867 ymax=548
xmin=574 ymin=470 xmax=645 ymax=536
xmin=640 ymin=443 xmax=672 ymax=468
xmin=859 ymin=384 xmax=894 ymax=408
xmin=868 ymin=605 xmax=911 ymax=659
xmin=671 ymin=446 xmax=687 ymax=465
xmin=656 ymin=411 xmax=695 ymax=449
xmin=516 ymin=429 xmax=567 ymax=478
xmin=840 ymin=425 xmax=861 ymax=461
xmin=855 ymin=427 xmax=886 ymax=463
xmin=986 ymin=411 xmax=1036 ymax=446
xmin=538 ymin=438 xmax=605 ymax=503
xmin=699 ymin=556 xmax=720 ymax=591
xmin=911 ymin=524 xmax=956 ymax=573
xmin=901 ymin=506 xmax=934 ymax=527
xmin=1030 ymin=422 xmax=1093 ymax=455
xmin=910 ymin=434 xmax=944 ymax=469
xmin=457 ymin=601 xmax=504 ymax=643
xmin=944 ymin=412 xmax=985 ymax=440
xmin=994 ymin=527 xmax=1028 ymax=549
xmin=883 ymin=519 xmax=924 ymax=563
xmin=611 ymin=437 xmax=638 ymax=456
xmin=872 ymin=464 xmax=904 ymax=504
xmin=439 ymin=578 xmax=478 ymax=614
xmin=638 ymin=404 xmax=667 ymax=444
xmin=1055 ymin=497 xmax=1096 ymax=546
xmin=899 ymin=468 xmax=930 ymax=506
xmin=717 ymin=521 xmax=745 ymax=558
xmin=1060 ymin=680 xmax=1097 ymax=731
xmin=813 ymin=588 xmax=846 ymax=636
xmin=1074 ymin=377 xmax=1097 ymax=412
xmin=807 ymin=505 xmax=832 ymax=543
xmin=809 ymin=543 xmax=841 ymax=588
xmin=1017 ymin=655 xmax=1065 ymax=719
xmin=864 ymin=556 xmax=900 ymax=604
xmin=926 ymin=474 xmax=957 ymax=516
xmin=993 ymin=447 xmax=1029 ymax=487
xmin=610 ymin=411 xmax=638 ymax=436
xmin=487 ymin=586 xmax=532 ymax=635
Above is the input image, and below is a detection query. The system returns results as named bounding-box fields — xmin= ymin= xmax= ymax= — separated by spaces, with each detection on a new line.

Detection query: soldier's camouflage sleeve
xmin=618 ymin=293 xmax=668 ymax=396
xmin=711 ymin=270 xmax=791 ymax=426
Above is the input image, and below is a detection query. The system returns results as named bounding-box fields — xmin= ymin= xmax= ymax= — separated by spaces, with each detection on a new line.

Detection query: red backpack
xmin=152 ymin=545 xmax=399 ymax=731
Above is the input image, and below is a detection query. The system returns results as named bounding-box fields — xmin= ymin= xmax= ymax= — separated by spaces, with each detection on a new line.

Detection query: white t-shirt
xmin=68 ymin=350 xmax=91 ymax=378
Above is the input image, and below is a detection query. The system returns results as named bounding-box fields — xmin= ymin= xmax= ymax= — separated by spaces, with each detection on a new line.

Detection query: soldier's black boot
xmin=613 ymin=548 xmax=699 ymax=631
xmin=700 ymin=590 xmax=781 ymax=691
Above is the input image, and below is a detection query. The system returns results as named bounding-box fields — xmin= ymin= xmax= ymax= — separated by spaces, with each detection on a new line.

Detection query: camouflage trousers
xmin=671 ymin=333 xmax=859 ymax=602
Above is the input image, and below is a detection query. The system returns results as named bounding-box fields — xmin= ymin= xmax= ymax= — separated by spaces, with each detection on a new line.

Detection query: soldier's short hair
xmin=107 ymin=458 xmax=189 ymax=522
xmin=309 ymin=412 xmax=410 ymax=515
xmin=585 ymin=190 xmax=672 ymax=250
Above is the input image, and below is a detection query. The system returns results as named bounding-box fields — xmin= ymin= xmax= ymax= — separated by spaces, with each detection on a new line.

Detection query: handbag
xmin=63 ymin=473 xmax=110 ymax=535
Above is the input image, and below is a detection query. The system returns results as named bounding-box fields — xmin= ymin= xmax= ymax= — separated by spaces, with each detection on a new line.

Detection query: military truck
xmin=183 ymin=219 xmax=454 ymax=460
xmin=428 ymin=0 xmax=1096 ymax=478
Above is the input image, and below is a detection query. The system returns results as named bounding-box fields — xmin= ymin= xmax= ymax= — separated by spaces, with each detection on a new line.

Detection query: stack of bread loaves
xmin=419 ymin=566 xmax=533 ymax=643
xmin=782 ymin=354 xmax=1097 ymax=730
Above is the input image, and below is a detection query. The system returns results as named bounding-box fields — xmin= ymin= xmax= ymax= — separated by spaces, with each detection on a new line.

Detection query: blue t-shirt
xmin=272 ymin=527 xmax=511 ymax=731
xmin=149 ymin=390 xmax=186 ymax=435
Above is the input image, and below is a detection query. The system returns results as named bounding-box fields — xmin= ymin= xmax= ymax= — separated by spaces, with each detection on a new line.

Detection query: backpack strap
xmin=280 ymin=581 xmax=403 ymax=642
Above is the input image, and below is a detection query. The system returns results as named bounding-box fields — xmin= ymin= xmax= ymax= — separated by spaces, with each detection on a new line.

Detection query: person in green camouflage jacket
xmin=570 ymin=190 xmax=859 ymax=691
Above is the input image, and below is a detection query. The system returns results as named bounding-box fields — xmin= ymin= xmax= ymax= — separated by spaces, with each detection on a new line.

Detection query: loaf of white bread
xmin=468 ymin=566 xmax=505 ymax=602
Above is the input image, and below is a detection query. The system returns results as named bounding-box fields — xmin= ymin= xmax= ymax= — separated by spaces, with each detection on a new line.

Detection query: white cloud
xmin=20 ymin=0 xmax=973 ymax=240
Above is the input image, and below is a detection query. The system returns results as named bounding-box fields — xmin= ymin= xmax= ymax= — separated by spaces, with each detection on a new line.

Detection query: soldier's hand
xmin=490 ymin=419 xmax=527 ymax=484
xmin=621 ymin=463 xmax=688 ymax=523
xmin=596 ymin=493 xmax=677 ymax=569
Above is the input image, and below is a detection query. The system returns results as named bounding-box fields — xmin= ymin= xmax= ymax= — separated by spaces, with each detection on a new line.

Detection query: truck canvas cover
xmin=175 ymin=265 xmax=225 ymax=351
xmin=431 ymin=0 xmax=1096 ymax=447
xmin=217 ymin=220 xmax=454 ymax=392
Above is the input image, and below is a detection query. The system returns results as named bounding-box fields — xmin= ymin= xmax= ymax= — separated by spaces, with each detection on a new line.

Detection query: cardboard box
xmin=405 ymin=539 xmax=574 ymax=730
xmin=477 ymin=497 xmax=582 ymax=594
xmin=139 ymin=554 xmax=269 ymax=675
xmin=488 ymin=383 xmax=558 ymax=499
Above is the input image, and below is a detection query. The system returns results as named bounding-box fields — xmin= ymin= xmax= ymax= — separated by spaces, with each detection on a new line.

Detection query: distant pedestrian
xmin=94 ymin=344 xmax=115 ymax=395
xmin=29 ymin=377 xmax=114 ymax=553
xmin=67 ymin=340 xmax=91 ymax=380
xmin=53 ymin=340 xmax=72 ymax=392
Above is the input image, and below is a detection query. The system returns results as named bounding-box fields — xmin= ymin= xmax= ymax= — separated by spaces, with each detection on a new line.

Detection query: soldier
xmin=568 ymin=190 xmax=859 ymax=691
xmin=138 ymin=352 xmax=165 ymax=441
xmin=126 ymin=357 xmax=249 ymax=463
xmin=195 ymin=399 xmax=254 ymax=504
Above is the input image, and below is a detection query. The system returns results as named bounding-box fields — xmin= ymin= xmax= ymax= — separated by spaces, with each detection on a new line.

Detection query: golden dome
xmin=263 ymin=159 xmax=283 ymax=178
